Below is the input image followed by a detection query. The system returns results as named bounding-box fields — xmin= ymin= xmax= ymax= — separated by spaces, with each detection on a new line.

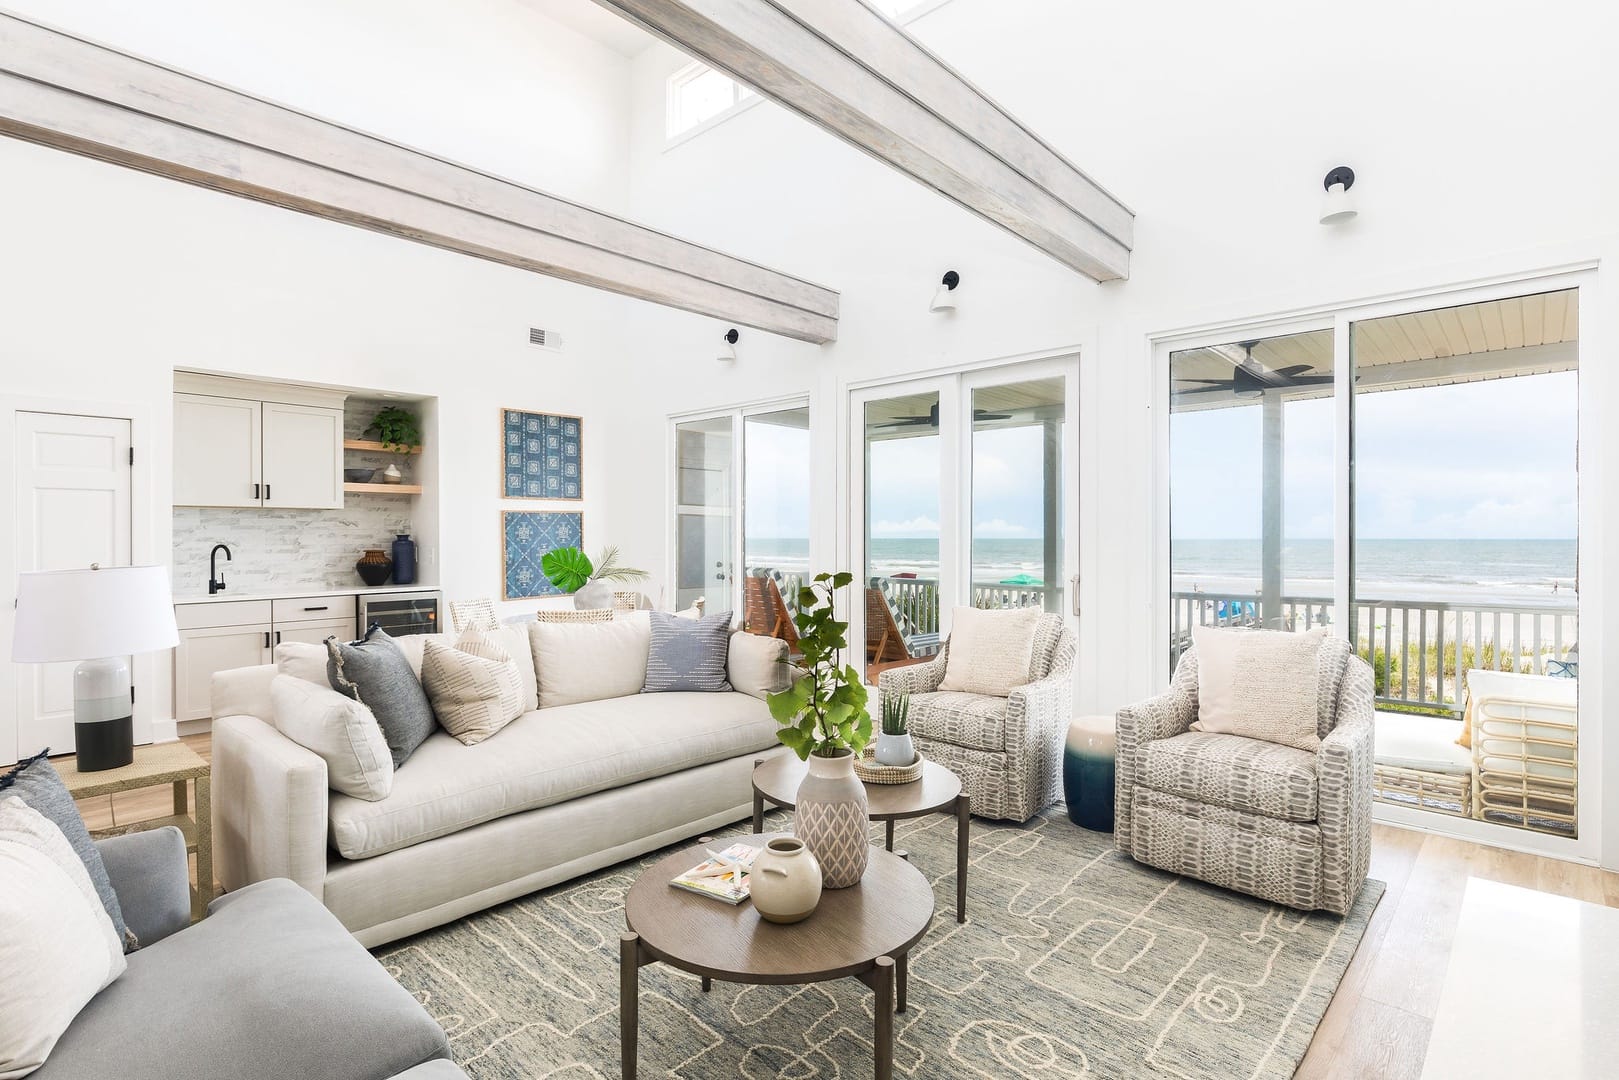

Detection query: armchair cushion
xmin=1140 ymin=732 xmax=1319 ymax=822
xmin=907 ymin=691 xmax=1009 ymax=753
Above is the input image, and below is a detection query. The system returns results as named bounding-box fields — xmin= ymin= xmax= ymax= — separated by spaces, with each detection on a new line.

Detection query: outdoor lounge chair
xmin=865 ymin=586 xmax=934 ymax=681
xmin=744 ymin=573 xmax=801 ymax=655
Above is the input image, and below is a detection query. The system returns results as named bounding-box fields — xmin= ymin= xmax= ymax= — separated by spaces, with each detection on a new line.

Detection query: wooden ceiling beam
xmin=597 ymin=0 xmax=1133 ymax=281
xmin=0 ymin=14 xmax=839 ymax=343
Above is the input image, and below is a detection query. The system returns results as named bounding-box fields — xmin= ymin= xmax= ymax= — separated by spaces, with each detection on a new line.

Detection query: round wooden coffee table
xmin=622 ymin=834 xmax=932 ymax=1080
xmin=751 ymin=755 xmax=970 ymax=922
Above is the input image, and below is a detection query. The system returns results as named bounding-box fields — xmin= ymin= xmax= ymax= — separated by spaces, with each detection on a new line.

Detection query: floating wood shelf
xmin=344 ymin=482 xmax=423 ymax=495
xmin=343 ymin=439 xmax=422 ymax=454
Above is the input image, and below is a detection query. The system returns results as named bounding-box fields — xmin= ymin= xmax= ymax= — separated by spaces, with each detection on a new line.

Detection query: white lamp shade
xmin=1319 ymin=182 xmax=1357 ymax=225
xmin=929 ymin=283 xmax=958 ymax=312
xmin=12 ymin=565 xmax=179 ymax=662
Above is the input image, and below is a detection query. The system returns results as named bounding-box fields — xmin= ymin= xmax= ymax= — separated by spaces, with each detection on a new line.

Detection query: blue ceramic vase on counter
xmin=391 ymin=533 xmax=417 ymax=586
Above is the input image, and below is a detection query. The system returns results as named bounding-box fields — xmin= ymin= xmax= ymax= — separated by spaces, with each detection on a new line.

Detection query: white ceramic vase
xmin=749 ymin=837 xmax=823 ymax=924
xmin=572 ymin=578 xmax=614 ymax=610
xmin=874 ymin=731 xmax=915 ymax=767
xmin=793 ymin=750 xmax=869 ymax=888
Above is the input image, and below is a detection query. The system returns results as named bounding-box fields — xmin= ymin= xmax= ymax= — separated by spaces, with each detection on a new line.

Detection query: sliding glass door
xmin=854 ymin=358 xmax=1078 ymax=683
xmin=673 ymin=415 xmax=734 ymax=611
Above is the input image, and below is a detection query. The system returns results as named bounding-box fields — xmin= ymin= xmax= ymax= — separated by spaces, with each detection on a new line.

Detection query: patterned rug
xmin=377 ymin=808 xmax=1383 ymax=1079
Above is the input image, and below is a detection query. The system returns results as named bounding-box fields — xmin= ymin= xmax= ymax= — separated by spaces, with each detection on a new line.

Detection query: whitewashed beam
xmin=0 ymin=14 xmax=839 ymax=343
xmin=597 ymin=0 xmax=1133 ymax=280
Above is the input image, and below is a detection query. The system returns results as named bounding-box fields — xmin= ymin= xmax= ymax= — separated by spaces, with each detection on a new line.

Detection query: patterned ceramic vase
xmin=749 ymin=837 xmax=823 ymax=924
xmin=356 ymin=549 xmax=393 ymax=587
xmin=794 ymin=750 xmax=869 ymax=888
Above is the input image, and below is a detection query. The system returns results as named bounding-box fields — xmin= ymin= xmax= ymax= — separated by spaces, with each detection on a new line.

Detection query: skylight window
xmin=666 ymin=63 xmax=757 ymax=140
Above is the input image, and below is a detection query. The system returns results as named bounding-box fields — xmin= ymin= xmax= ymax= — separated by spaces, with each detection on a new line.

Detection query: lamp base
xmin=75 ymin=716 xmax=134 ymax=772
xmin=74 ymin=656 xmax=135 ymax=772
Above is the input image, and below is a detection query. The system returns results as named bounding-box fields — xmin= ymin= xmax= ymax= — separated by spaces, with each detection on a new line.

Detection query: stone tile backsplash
xmin=172 ymin=497 xmax=413 ymax=595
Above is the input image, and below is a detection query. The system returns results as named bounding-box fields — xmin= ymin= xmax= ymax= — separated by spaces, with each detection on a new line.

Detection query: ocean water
xmin=743 ymin=536 xmax=1577 ymax=598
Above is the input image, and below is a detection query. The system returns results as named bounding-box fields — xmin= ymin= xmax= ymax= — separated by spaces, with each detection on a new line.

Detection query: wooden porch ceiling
xmin=593 ymin=0 xmax=1134 ymax=281
xmin=0 ymin=13 xmax=840 ymax=343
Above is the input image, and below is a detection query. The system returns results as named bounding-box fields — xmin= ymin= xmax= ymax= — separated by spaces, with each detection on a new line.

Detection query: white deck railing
xmin=1171 ymin=590 xmax=1577 ymax=716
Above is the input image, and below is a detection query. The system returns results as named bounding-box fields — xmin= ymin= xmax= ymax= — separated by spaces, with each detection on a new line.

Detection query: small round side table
xmin=1063 ymin=714 xmax=1115 ymax=832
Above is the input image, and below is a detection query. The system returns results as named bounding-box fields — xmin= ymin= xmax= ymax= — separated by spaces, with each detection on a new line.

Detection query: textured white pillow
xmin=1190 ymin=625 xmax=1327 ymax=752
xmin=270 ymin=674 xmax=395 ymax=800
xmin=393 ymin=627 xmax=538 ymax=713
xmin=528 ymin=613 xmax=651 ymax=708
xmin=273 ymin=640 xmax=329 ymax=685
xmin=422 ymin=632 xmax=524 ymax=745
xmin=0 ymin=796 xmax=126 ymax=1077
xmin=938 ymin=606 xmax=1041 ymax=697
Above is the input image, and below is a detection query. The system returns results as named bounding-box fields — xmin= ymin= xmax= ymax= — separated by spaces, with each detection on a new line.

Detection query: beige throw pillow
xmin=0 ymin=797 xmax=127 ymax=1077
xmin=270 ymin=674 xmax=395 ymax=801
xmin=422 ymin=632 xmax=524 ymax=745
xmin=273 ymin=640 xmax=329 ymax=686
xmin=1190 ymin=625 xmax=1328 ymax=752
xmin=938 ymin=606 xmax=1041 ymax=697
xmin=529 ymin=613 xmax=651 ymax=707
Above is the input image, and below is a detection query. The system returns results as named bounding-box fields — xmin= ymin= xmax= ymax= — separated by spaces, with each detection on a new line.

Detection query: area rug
xmin=377 ymin=808 xmax=1383 ymax=1079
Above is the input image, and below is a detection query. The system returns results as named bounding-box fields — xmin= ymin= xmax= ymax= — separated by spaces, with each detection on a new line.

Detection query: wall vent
xmin=528 ymin=327 xmax=563 ymax=351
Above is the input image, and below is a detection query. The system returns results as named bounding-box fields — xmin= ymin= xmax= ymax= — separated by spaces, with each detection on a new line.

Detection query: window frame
xmin=664 ymin=62 xmax=761 ymax=149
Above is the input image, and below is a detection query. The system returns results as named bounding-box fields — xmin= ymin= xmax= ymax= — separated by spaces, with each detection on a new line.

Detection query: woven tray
xmin=854 ymin=748 xmax=924 ymax=785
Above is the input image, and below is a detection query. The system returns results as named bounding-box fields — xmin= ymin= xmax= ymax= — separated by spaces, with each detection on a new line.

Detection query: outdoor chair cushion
xmin=33 ymin=878 xmax=450 ymax=1080
xmin=1139 ymin=731 xmax=1319 ymax=823
xmin=907 ymin=690 xmax=1009 ymax=753
xmin=327 ymin=690 xmax=776 ymax=859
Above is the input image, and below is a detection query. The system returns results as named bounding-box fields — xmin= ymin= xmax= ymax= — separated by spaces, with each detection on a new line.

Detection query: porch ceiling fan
xmin=1175 ymin=340 xmax=1334 ymax=398
xmin=890 ymin=402 xmax=1013 ymax=427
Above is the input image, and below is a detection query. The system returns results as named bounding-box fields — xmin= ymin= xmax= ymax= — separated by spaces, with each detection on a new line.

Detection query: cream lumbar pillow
xmin=422 ymin=631 xmax=524 ymax=745
xmin=938 ymin=606 xmax=1042 ymax=697
xmin=529 ymin=613 xmax=652 ymax=708
xmin=1190 ymin=625 xmax=1327 ymax=752
xmin=271 ymin=673 xmax=395 ymax=801
xmin=0 ymin=796 xmax=127 ymax=1077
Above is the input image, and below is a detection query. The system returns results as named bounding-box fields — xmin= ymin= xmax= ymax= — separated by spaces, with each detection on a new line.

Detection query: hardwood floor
xmin=68 ymin=733 xmax=1619 ymax=1078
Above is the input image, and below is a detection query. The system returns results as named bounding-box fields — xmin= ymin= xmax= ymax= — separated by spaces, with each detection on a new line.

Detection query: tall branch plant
xmin=766 ymin=571 xmax=873 ymax=759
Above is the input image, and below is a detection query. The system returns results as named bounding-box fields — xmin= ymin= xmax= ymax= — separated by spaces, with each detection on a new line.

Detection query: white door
xmin=262 ymin=402 xmax=344 ymax=509
xmin=174 ymin=393 xmax=262 ymax=506
xmin=14 ymin=412 xmax=133 ymax=756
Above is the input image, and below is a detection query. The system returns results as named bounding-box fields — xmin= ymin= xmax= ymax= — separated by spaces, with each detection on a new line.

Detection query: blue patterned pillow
xmin=642 ymin=611 xmax=733 ymax=693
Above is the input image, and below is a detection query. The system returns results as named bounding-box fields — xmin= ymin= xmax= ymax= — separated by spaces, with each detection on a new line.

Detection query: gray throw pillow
xmin=326 ymin=625 xmax=437 ymax=768
xmin=642 ymin=610 xmax=734 ymax=693
xmin=0 ymin=749 xmax=137 ymax=951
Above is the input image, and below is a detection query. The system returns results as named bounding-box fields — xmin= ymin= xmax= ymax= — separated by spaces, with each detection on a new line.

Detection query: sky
xmin=1171 ymin=371 xmax=1578 ymax=539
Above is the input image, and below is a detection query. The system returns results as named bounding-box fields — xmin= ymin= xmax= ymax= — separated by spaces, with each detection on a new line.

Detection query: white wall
xmin=608 ymin=0 xmax=1619 ymax=864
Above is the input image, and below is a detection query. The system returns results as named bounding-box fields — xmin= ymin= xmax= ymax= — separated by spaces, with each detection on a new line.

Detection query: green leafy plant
xmin=589 ymin=545 xmax=649 ymax=584
xmin=365 ymin=406 xmax=422 ymax=451
xmin=541 ymin=546 xmax=594 ymax=593
xmin=881 ymin=691 xmax=910 ymax=737
xmin=766 ymin=571 xmax=872 ymax=760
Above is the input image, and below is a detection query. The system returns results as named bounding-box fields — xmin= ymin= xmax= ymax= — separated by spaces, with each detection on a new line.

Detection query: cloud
xmin=973 ymin=518 xmax=1033 ymax=538
xmin=872 ymin=515 xmax=940 ymax=537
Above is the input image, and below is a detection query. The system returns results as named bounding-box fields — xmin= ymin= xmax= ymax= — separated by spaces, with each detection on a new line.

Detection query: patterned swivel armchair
xmin=879 ymin=613 xmax=1075 ymax=822
xmin=1115 ymin=639 xmax=1375 ymax=916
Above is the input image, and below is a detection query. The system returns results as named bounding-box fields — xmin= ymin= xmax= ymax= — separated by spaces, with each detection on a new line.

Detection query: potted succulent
xmin=876 ymin=691 xmax=914 ymax=766
xmin=541 ymin=545 xmax=649 ymax=609
xmin=766 ymin=571 xmax=873 ymax=888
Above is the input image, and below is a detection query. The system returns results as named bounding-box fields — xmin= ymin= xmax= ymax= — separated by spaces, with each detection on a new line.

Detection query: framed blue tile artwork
xmin=502 ymin=510 xmax=582 ymax=599
xmin=503 ymin=409 xmax=582 ymax=500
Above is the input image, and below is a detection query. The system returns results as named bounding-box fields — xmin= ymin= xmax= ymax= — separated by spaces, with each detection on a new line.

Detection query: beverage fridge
xmin=357 ymin=590 xmax=441 ymax=637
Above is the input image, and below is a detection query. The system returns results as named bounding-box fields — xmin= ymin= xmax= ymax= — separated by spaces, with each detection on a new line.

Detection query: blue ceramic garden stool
xmin=1063 ymin=714 xmax=1116 ymax=832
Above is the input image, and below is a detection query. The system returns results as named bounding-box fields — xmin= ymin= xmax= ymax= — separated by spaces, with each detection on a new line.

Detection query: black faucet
xmin=208 ymin=543 xmax=233 ymax=594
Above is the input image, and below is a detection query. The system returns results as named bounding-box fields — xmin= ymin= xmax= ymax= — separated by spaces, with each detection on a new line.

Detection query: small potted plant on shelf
xmin=765 ymin=571 xmax=873 ymax=888
xmin=365 ymin=406 xmax=422 ymax=452
xmin=540 ymin=545 xmax=649 ymax=610
xmin=876 ymin=691 xmax=914 ymax=766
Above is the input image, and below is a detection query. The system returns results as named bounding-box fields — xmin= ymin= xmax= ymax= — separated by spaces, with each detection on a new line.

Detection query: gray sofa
xmin=38 ymin=826 xmax=465 ymax=1080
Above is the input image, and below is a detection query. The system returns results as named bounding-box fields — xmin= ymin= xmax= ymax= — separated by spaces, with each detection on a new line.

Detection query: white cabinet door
xmin=262 ymin=402 xmax=343 ymax=509
xmin=12 ymin=412 xmax=133 ymax=759
xmin=175 ymin=624 xmax=271 ymax=721
xmin=174 ymin=393 xmax=262 ymax=507
xmin=275 ymin=619 xmax=354 ymax=649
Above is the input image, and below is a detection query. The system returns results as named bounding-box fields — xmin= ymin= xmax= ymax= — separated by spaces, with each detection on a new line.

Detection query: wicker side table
xmin=56 ymin=741 xmax=213 ymax=921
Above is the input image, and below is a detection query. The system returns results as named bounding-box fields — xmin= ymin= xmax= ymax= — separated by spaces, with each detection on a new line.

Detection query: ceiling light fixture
xmin=718 ymin=327 xmax=740 ymax=362
xmin=1319 ymin=166 xmax=1357 ymax=225
xmin=930 ymin=270 xmax=960 ymax=312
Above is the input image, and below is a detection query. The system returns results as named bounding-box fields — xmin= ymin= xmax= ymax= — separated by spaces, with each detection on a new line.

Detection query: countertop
xmin=172 ymin=584 xmax=439 ymax=605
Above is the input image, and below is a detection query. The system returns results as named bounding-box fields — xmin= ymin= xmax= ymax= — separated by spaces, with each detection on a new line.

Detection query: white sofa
xmin=210 ymin=616 xmax=792 ymax=946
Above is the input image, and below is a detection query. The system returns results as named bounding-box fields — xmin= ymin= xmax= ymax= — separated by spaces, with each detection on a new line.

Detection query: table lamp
xmin=11 ymin=564 xmax=179 ymax=771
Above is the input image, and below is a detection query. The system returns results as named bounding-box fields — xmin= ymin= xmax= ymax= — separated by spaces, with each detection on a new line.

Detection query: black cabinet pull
xmin=303 ymin=605 xmax=328 ymax=612
xmin=265 ymin=484 xmax=272 ymax=500
xmin=264 ymin=631 xmax=271 ymax=648
xmin=275 ymin=630 xmax=282 ymax=645
xmin=254 ymin=482 xmax=261 ymax=500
